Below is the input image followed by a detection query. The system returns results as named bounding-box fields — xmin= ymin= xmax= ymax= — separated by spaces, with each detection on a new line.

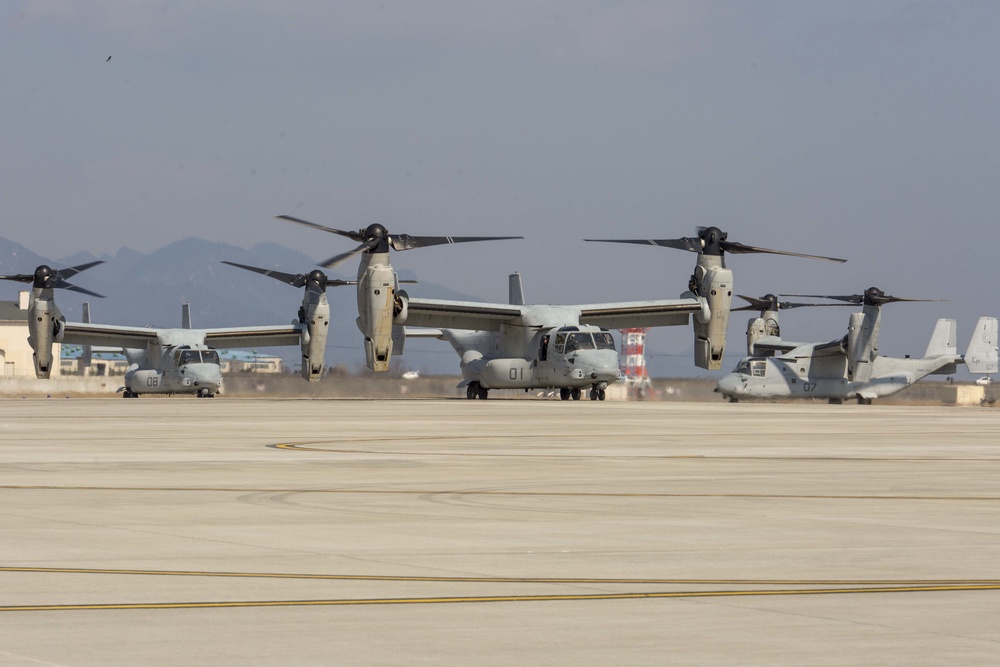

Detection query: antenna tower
xmin=619 ymin=328 xmax=652 ymax=398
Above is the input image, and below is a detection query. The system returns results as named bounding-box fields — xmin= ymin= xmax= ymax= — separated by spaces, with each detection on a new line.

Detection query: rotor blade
xmin=221 ymin=261 xmax=306 ymax=287
xmin=583 ymin=237 xmax=703 ymax=253
xmin=319 ymin=238 xmax=380 ymax=268
xmin=53 ymin=280 xmax=105 ymax=298
xmin=390 ymin=235 xmax=524 ymax=252
xmin=720 ymin=241 xmax=846 ymax=263
xmin=58 ymin=260 xmax=106 ymax=279
xmin=276 ymin=215 xmax=364 ymax=242
xmin=780 ymin=302 xmax=855 ymax=310
xmin=398 ymin=279 xmax=418 ymax=284
xmin=873 ymin=296 xmax=946 ymax=305
xmin=0 ymin=273 xmax=34 ymax=283
xmin=780 ymin=293 xmax=863 ymax=304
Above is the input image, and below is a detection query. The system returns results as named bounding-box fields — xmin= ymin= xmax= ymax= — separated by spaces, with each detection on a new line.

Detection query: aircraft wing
xmin=403 ymin=327 xmax=446 ymax=339
xmin=753 ymin=336 xmax=806 ymax=354
xmin=403 ymin=298 xmax=524 ymax=331
xmin=60 ymin=322 xmax=161 ymax=349
xmin=575 ymin=298 xmax=703 ymax=329
xmin=202 ymin=325 xmax=303 ymax=349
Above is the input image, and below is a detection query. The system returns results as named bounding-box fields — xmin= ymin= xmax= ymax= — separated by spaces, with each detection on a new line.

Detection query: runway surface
xmin=2 ymin=398 xmax=1000 ymax=665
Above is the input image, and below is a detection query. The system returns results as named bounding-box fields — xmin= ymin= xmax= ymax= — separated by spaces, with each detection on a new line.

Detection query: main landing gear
xmin=589 ymin=386 xmax=606 ymax=401
xmin=121 ymin=388 xmax=139 ymax=398
xmin=466 ymin=382 xmax=489 ymax=400
xmin=559 ymin=387 xmax=585 ymax=401
xmin=197 ymin=388 xmax=215 ymax=398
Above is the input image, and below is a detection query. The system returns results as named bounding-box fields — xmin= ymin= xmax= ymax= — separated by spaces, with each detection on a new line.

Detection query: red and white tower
xmin=619 ymin=328 xmax=652 ymax=398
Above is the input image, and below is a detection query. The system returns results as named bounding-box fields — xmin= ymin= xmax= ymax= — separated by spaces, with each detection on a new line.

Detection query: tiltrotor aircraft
xmin=716 ymin=287 xmax=999 ymax=404
xmin=398 ymin=228 xmax=842 ymax=400
xmin=0 ymin=262 xmax=333 ymax=397
xmin=278 ymin=215 xmax=522 ymax=372
xmin=281 ymin=222 xmax=847 ymax=395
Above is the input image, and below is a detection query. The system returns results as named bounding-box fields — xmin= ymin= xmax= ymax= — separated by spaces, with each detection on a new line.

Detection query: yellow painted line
xmin=1 ymin=485 xmax=999 ymax=501
xmin=271 ymin=442 xmax=1000 ymax=462
xmin=3 ymin=567 xmax=1000 ymax=587
xmin=3 ymin=584 xmax=1000 ymax=612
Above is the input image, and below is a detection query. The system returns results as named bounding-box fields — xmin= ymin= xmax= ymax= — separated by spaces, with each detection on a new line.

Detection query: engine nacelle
xmin=357 ymin=264 xmax=396 ymax=372
xmin=28 ymin=296 xmax=63 ymax=379
xmin=746 ymin=315 xmax=779 ymax=357
xmin=692 ymin=262 xmax=733 ymax=370
xmin=300 ymin=297 xmax=330 ymax=382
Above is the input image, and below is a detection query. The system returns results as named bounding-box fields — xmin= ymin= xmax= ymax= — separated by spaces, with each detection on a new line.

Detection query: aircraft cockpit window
xmin=201 ymin=350 xmax=220 ymax=365
xmin=750 ymin=360 xmax=767 ymax=377
xmin=593 ymin=332 xmax=615 ymax=351
xmin=735 ymin=360 xmax=750 ymax=375
xmin=555 ymin=333 xmax=567 ymax=354
xmin=564 ymin=333 xmax=595 ymax=353
xmin=178 ymin=350 xmax=202 ymax=365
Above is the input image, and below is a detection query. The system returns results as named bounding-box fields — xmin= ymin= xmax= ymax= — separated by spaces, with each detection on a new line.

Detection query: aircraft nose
xmin=716 ymin=373 xmax=745 ymax=396
xmin=582 ymin=351 xmax=620 ymax=381
xmin=189 ymin=363 xmax=223 ymax=388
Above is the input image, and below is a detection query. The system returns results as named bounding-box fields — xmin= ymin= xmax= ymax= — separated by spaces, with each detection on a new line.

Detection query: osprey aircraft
xmin=716 ymin=287 xmax=999 ymax=404
xmin=404 ymin=272 xmax=652 ymax=400
xmin=277 ymin=219 xmax=846 ymax=399
xmin=1 ymin=262 xmax=334 ymax=397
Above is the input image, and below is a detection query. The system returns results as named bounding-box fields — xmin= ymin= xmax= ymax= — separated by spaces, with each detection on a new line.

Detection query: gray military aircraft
xmin=716 ymin=287 xmax=999 ymax=403
xmin=404 ymin=272 xmax=633 ymax=400
xmin=399 ymin=259 xmax=845 ymax=401
xmin=1 ymin=262 xmax=333 ymax=397
xmin=277 ymin=215 xmax=522 ymax=372
xmin=281 ymin=222 xmax=846 ymax=390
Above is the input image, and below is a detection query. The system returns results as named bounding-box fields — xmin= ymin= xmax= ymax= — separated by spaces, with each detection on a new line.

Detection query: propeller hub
xmin=33 ymin=265 xmax=56 ymax=288
xmin=363 ymin=223 xmax=391 ymax=254
xmin=307 ymin=269 xmax=328 ymax=288
xmin=699 ymin=226 xmax=727 ymax=256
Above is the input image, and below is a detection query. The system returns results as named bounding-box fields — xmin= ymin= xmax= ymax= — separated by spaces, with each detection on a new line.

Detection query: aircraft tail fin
xmin=964 ymin=316 xmax=998 ymax=375
xmin=509 ymin=272 xmax=525 ymax=306
xmin=182 ymin=303 xmax=192 ymax=329
xmin=923 ymin=318 xmax=957 ymax=358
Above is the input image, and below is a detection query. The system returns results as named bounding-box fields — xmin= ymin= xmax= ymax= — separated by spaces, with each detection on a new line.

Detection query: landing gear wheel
xmin=466 ymin=384 xmax=477 ymax=400
xmin=728 ymin=396 xmax=739 ymax=403
xmin=828 ymin=398 xmax=843 ymax=405
xmin=197 ymin=388 xmax=214 ymax=398
xmin=857 ymin=397 xmax=872 ymax=405
xmin=589 ymin=388 xmax=598 ymax=401
xmin=598 ymin=389 xmax=606 ymax=401
xmin=477 ymin=385 xmax=489 ymax=400
xmin=571 ymin=388 xmax=581 ymax=401
xmin=559 ymin=387 xmax=570 ymax=401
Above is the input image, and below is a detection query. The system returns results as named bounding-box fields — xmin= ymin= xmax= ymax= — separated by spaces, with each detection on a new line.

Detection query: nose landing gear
xmin=589 ymin=386 xmax=606 ymax=401
xmin=466 ymin=382 xmax=489 ymax=399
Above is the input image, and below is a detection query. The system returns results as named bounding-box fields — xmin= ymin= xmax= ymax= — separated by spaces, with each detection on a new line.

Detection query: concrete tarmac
xmin=1 ymin=398 xmax=1000 ymax=665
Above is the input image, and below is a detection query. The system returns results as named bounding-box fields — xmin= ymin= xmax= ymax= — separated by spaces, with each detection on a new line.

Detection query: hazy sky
xmin=2 ymin=1 xmax=998 ymax=371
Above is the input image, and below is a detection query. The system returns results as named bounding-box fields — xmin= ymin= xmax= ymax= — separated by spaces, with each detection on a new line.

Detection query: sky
xmin=2 ymin=1 xmax=999 ymax=375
